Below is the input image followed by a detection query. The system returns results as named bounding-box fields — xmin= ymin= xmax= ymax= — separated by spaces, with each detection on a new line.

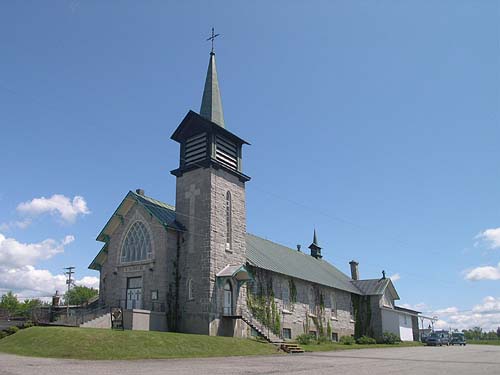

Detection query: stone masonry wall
xmin=248 ymin=267 xmax=355 ymax=340
xmin=99 ymin=203 xmax=175 ymax=330
xmin=175 ymin=166 xmax=248 ymax=337
xmin=175 ymin=167 xmax=212 ymax=334
xmin=209 ymin=167 xmax=247 ymax=337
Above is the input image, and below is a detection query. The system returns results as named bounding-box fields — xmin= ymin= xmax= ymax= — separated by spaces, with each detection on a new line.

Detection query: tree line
xmin=0 ymin=287 xmax=98 ymax=318
xmin=461 ymin=326 xmax=500 ymax=341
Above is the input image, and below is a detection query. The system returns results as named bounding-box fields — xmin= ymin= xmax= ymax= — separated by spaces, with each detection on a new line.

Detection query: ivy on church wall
xmin=289 ymin=279 xmax=297 ymax=305
xmin=352 ymin=294 xmax=373 ymax=338
xmin=246 ymin=269 xmax=281 ymax=336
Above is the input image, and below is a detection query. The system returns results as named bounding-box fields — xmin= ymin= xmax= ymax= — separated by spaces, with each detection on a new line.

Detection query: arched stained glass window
xmin=226 ymin=191 xmax=232 ymax=250
xmin=121 ymin=221 xmax=152 ymax=263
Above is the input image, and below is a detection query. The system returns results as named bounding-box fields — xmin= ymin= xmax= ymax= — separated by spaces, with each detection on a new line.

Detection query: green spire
xmin=309 ymin=229 xmax=322 ymax=259
xmin=312 ymin=229 xmax=319 ymax=247
xmin=200 ymin=52 xmax=225 ymax=128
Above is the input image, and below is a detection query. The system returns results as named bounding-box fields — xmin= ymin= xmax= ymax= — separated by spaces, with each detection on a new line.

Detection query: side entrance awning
xmin=216 ymin=264 xmax=252 ymax=282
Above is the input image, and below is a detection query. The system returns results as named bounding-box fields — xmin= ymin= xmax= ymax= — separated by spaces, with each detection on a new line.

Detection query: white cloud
xmin=0 ymin=266 xmax=99 ymax=299
xmin=17 ymin=194 xmax=90 ymax=223
xmin=472 ymin=296 xmax=500 ymax=314
xmin=78 ymin=276 xmax=100 ymax=290
xmin=0 ymin=229 xmax=98 ymax=299
xmin=434 ymin=307 xmax=459 ymax=315
xmin=390 ymin=273 xmax=400 ymax=282
xmin=0 ymin=219 xmax=32 ymax=232
xmin=0 ymin=233 xmax=74 ymax=269
xmin=400 ymin=302 xmax=428 ymax=312
xmin=465 ymin=262 xmax=500 ymax=281
xmin=428 ymin=297 xmax=500 ymax=331
xmin=475 ymin=227 xmax=500 ymax=249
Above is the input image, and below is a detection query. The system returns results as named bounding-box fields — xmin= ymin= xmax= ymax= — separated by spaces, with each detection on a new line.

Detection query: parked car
xmin=426 ymin=333 xmax=443 ymax=346
xmin=450 ymin=332 xmax=467 ymax=346
xmin=434 ymin=330 xmax=450 ymax=346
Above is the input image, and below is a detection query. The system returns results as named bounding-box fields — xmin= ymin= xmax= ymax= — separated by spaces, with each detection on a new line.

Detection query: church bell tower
xmin=170 ymin=45 xmax=251 ymax=336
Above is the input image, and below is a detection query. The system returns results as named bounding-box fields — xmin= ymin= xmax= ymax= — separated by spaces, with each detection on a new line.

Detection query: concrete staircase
xmin=80 ymin=312 xmax=111 ymax=329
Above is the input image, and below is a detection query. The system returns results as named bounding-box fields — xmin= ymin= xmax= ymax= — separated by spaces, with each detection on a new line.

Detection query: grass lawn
xmin=0 ymin=326 xmax=279 ymax=360
xmin=301 ymin=341 xmax=423 ymax=352
xmin=468 ymin=340 xmax=500 ymax=345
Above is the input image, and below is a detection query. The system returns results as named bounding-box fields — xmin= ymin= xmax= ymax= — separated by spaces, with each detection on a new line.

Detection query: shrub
xmin=7 ymin=326 xmax=19 ymax=335
xmin=317 ymin=335 xmax=329 ymax=343
xmin=356 ymin=335 xmax=377 ymax=345
xmin=296 ymin=334 xmax=314 ymax=345
xmin=0 ymin=331 xmax=8 ymax=339
xmin=23 ymin=321 xmax=34 ymax=329
xmin=382 ymin=332 xmax=401 ymax=344
xmin=339 ymin=335 xmax=355 ymax=345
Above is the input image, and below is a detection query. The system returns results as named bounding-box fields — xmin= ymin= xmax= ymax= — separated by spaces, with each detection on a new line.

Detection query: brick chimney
xmin=349 ymin=260 xmax=359 ymax=280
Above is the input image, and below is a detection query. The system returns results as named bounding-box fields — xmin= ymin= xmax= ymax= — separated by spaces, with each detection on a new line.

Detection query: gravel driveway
xmin=1 ymin=344 xmax=499 ymax=375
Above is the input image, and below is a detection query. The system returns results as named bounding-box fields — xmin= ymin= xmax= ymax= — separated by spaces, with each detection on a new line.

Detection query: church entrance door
xmin=223 ymin=281 xmax=232 ymax=316
xmin=126 ymin=277 xmax=142 ymax=310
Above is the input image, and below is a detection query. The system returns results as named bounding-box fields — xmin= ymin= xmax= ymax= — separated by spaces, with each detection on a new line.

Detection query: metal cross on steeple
xmin=206 ymin=27 xmax=220 ymax=54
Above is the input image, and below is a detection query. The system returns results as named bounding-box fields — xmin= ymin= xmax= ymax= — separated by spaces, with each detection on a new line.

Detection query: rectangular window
xmin=331 ymin=332 xmax=338 ymax=342
xmin=282 ymin=328 xmax=292 ymax=340
xmin=350 ymin=300 xmax=355 ymax=321
xmin=330 ymin=293 xmax=337 ymax=319
xmin=282 ymin=282 xmax=290 ymax=310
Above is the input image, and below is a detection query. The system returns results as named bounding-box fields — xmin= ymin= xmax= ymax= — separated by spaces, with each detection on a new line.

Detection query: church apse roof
xmin=246 ymin=233 xmax=362 ymax=294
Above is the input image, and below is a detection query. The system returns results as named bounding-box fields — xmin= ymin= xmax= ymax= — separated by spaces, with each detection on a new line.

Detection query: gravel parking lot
xmin=1 ymin=344 xmax=499 ymax=375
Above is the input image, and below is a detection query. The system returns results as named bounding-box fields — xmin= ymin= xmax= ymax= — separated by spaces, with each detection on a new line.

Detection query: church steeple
xmin=309 ymin=229 xmax=322 ymax=259
xmin=200 ymin=52 xmax=225 ymax=128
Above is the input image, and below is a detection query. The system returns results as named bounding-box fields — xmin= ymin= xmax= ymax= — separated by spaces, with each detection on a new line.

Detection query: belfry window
xmin=121 ymin=221 xmax=152 ymax=263
xmin=226 ymin=191 xmax=232 ymax=250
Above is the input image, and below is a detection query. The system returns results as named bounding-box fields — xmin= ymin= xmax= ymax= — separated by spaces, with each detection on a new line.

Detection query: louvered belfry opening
xmin=184 ymin=132 xmax=207 ymax=166
xmin=215 ymin=135 xmax=238 ymax=171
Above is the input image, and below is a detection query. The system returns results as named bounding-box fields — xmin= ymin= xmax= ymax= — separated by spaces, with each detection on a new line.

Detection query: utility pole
xmin=64 ymin=266 xmax=75 ymax=318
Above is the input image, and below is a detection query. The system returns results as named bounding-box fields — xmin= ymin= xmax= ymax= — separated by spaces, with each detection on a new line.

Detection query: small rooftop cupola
xmin=200 ymin=52 xmax=225 ymax=128
xmin=309 ymin=229 xmax=322 ymax=259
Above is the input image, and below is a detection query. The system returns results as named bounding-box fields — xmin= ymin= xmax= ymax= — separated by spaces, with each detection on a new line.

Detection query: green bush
xmin=296 ymin=334 xmax=314 ymax=345
xmin=317 ymin=335 xmax=329 ymax=343
xmin=23 ymin=321 xmax=34 ymax=329
xmin=382 ymin=332 xmax=401 ymax=344
xmin=356 ymin=335 xmax=377 ymax=345
xmin=7 ymin=326 xmax=20 ymax=335
xmin=339 ymin=335 xmax=355 ymax=345
xmin=0 ymin=331 xmax=8 ymax=339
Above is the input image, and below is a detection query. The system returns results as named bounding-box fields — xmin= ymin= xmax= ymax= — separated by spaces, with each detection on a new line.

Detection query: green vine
xmin=289 ymin=279 xmax=297 ymax=304
xmin=247 ymin=275 xmax=281 ymax=336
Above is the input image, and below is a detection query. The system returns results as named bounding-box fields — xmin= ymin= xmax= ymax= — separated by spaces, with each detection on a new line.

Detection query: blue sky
xmin=1 ymin=1 xmax=499 ymax=330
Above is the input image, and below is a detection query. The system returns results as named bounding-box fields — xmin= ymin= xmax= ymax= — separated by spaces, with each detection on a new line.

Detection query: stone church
xmin=89 ymin=49 xmax=419 ymax=342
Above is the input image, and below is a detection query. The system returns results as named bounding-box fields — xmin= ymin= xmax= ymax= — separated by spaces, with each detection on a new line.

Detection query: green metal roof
xmin=200 ymin=52 xmax=225 ymax=128
xmin=131 ymin=191 xmax=184 ymax=231
xmin=246 ymin=233 xmax=361 ymax=294
xmin=352 ymin=278 xmax=400 ymax=299
xmin=91 ymin=193 xmax=391 ymax=298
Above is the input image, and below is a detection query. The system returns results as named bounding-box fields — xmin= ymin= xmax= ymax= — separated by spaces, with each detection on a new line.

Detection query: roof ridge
xmin=246 ymin=232 xmax=309 ymax=257
xmin=130 ymin=190 xmax=176 ymax=211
